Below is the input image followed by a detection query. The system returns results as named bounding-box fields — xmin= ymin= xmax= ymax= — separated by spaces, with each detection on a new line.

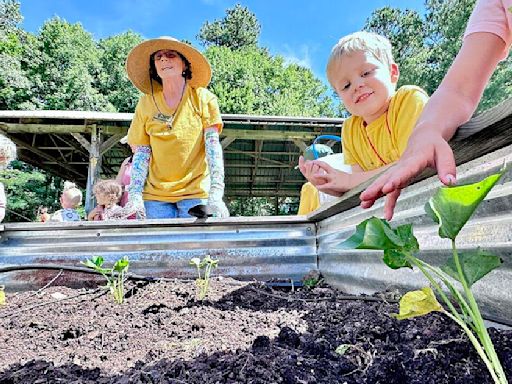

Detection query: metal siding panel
xmin=317 ymin=144 xmax=512 ymax=324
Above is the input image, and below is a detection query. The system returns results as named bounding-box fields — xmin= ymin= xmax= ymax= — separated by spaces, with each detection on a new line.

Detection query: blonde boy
xmin=49 ymin=181 xmax=83 ymax=222
xmin=299 ymin=31 xmax=429 ymax=196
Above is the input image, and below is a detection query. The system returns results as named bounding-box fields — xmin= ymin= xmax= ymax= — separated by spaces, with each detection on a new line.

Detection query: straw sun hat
xmin=126 ymin=36 xmax=212 ymax=94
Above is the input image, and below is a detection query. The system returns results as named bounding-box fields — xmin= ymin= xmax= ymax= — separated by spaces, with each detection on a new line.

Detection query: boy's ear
xmin=390 ymin=63 xmax=400 ymax=84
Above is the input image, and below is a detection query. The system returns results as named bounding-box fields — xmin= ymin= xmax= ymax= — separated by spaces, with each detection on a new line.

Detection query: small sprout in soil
xmin=335 ymin=344 xmax=351 ymax=356
xmin=339 ymin=168 xmax=509 ymax=384
xmin=81 ymin=256 xmax=130 ymax=304
xmin=302 ymin=270 xmax=323 ymax=289
xmin=190 ymin=255 xmax=218 ymax=300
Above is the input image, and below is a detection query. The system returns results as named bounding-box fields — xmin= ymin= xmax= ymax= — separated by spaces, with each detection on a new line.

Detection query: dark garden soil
xmin=0 ymin=276 xmax=511 ymax=384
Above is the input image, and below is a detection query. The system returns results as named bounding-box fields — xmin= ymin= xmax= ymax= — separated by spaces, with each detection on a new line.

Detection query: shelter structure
xmin=0 ymin=111 xmax=344 ymax=211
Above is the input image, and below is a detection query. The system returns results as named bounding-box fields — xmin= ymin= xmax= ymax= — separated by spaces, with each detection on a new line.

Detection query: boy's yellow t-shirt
xmin=298 ymin=182 xmax=320 ymax=215
xmin=127 ymin=85 xmax=223 ymax=202
xmin=342 ymin=85 xmax=429 ymax=171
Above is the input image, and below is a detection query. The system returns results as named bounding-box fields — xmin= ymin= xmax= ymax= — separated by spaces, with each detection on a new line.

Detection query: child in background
xmin=36 ymin=206 xmax=50 ymax=222
xmin=0 ymin=134 xmax=17 ymax=223
xmin=299 ymin=31 xmax=429 ymax=197
xmin=49 ymin=181 xmax=82 ymax=222
xmin=88 ymin=179 xmax=128 ymax=221
xmin=116 ymin=136 xmax=136 ymax=220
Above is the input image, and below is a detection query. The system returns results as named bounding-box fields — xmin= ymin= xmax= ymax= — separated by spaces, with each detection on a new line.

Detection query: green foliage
xmin=1 ymin=161 xmax=64 ymax=221
xmin=440 ymin=248 xmax=503 ymax=288
xmin=364 ymin=0 xmax=511 ymax=113
xmin=339 ymin=170 xmax=508 ymax=383
xmin=197 ymin=4 xmax=260 ymax=50
xmin=81 ymin=256 xmax=130 ymax=304
xmin=206 ymin=45 xmax=336 ymax=117
xmin=190 ymin=255 xmax=219 ymax=300
xmin=97 ymin=31 xmax=143 ymax=112
xmin=425 ymin=172 xmax=504 ymax=240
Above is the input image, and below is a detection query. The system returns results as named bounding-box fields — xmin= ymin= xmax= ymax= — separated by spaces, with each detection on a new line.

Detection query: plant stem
xmin=451 ymin=240 xmax=507 ymax=383
xmin=416 ymin=259 xmax=474 ymax=324
xmin=405 ymin=252 xmax=463 ymax=323
xmin=443 ymin=311 xmax=501 ymax=384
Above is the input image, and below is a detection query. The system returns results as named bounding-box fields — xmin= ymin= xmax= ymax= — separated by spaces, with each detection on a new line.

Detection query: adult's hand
xmin=208 ymin=199 xmax=230 ymax=218
xmin=124 ymin=193 xmax=146 ymax=220
xmin=359 ymin=130 xmax=456 ymax=220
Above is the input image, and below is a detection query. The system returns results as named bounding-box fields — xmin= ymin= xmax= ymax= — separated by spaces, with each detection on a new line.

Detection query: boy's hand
xmin=298 ymin=156 xmax=328 ymax=187
xmin=310 ymin=161 xmax=351 ymax=197
xmin=359 ymin=130 xmax=456 ymax=220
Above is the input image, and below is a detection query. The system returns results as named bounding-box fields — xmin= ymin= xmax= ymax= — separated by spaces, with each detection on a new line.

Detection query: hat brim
xmin=126 ymin=37 xmax=212 ymax=94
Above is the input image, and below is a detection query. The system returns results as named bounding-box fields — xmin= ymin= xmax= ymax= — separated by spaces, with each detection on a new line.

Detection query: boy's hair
xmin=0 ymin=134 xmax=17 ymax=169
xmin=62 ymin=181 xmax=83 ymax=208
xmin=93 ymin=179 xmax=122 ymax=208
xmin=327 ymin=31 xmax=394 ymax=87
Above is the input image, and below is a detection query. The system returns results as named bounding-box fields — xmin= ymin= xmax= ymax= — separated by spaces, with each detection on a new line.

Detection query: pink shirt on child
xmin=464 ymin=0 xmax=512 ymax=59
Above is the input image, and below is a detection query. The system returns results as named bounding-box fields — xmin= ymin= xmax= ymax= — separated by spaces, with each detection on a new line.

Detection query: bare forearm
xmin=348 ymin=164 xmax=393 ymax=189
xmin=412 ymin=33 xmax=505 ymax=142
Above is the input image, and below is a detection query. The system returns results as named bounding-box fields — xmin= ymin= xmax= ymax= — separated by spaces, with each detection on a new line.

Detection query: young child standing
xmin=49 ymin=181 xmax=83 ymax=222
xmin=88 ymin=179 xmax=130 ymax=221
xmin=299 ymin=31 xmax=429 ymax=196
xmin=0 ymin=134 xmax=17 ymax=223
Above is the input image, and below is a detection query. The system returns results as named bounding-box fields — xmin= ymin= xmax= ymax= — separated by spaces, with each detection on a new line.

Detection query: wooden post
xmin=85 ymin=124 xmax=102 ymax=213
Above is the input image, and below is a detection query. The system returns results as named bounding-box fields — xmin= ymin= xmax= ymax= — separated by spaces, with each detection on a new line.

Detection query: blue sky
xmin=19 ymin=0 xmax=425 ymax=86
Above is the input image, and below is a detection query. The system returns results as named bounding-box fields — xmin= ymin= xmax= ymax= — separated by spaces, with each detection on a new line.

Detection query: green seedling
xmin=338 ymin=169 xmax=508 ymax=384
xmin=190 ymin=255 xmax=219 ymax=300
xmin=81 ymin=256 xmax=130 ymax=304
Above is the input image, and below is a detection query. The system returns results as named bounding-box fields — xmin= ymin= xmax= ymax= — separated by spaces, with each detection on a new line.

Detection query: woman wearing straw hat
xmin=124 ymin=36 xmax=229 ymax=219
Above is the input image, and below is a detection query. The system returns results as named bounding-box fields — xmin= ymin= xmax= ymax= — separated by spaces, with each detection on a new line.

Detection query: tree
xmin=97 ymin=31 xmax=143 ymax=112
xmin=24 ymin=17 xmax=114 ymax=111
xmin=1 ymin=161 xmax=64 ymax=222
xmin=197 ymin=4 xmax=260 ymax=50
xmin=0 ymin=0 xmax=32 ymax=110
xmin=206 ymin=45 xmax=336 ymax=117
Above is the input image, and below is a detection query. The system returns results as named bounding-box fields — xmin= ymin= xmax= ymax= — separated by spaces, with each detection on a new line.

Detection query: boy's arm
xmin=361 ymin=32 xmax=506 ymax=219
xmin=313 ymin=162 xmax=393 ymax=197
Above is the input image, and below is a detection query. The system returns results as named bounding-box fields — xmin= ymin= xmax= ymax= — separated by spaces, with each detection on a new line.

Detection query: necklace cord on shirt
xmin=150 ymin=78 xmax=187 ymax=129
xmin=362 ymin=109 xmax=393 ymax=166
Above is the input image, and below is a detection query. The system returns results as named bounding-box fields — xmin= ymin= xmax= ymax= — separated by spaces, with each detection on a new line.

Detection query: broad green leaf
xmin=383 ymin=249 xmax=412 ymax=269
xmin=440 ymin=249 xmax=503 ymax=287
xmin=425 ymin=172 xmax=504 ymax=240
xmin=90 ymin=256 xmax=104 ymax=267
xmin=337 ymin=217 xmax=404 ymax=250
xmin=113 ymin=256 xmax=129 ymax=272
xmin=394 ymin=287 xmax=443 ymax=320
xmin=395 ymin=224 xmax=419 ymax=252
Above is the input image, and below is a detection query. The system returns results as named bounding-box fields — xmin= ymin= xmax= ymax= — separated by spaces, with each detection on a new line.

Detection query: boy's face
xmin=330 ymin=50 xmax=399 ymax=124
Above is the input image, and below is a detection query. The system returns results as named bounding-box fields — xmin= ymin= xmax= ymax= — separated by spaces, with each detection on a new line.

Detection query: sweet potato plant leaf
xmin=393 ymin=287 xmax=443 ymax=320
xmin=383 ymin=249 xmax=413 ymax=269
xmin=425 ymin=172 xmax=504 ymax=240
xmin=113 ymin=257 xmax=129 ymax=272
xmin=395 ymin=224 xmax=419 ymax=252
xmin=440 ymin=248 xmax=503 ymax=287
xmin=337 ymin=217 xmax=404 ymax=250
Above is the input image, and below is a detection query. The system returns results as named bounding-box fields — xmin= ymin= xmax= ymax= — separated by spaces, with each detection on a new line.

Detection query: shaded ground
xmin=0 ymin=277 xmax=510 ymax=383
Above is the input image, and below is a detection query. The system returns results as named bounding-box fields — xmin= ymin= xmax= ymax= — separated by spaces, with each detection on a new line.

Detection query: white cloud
xmin=280 ymin=44 xmax=312 ymax=69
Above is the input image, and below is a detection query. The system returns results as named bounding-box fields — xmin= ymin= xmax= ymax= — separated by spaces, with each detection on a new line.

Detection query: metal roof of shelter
xmin=0 ymin=110 xmax=344 ymax=210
